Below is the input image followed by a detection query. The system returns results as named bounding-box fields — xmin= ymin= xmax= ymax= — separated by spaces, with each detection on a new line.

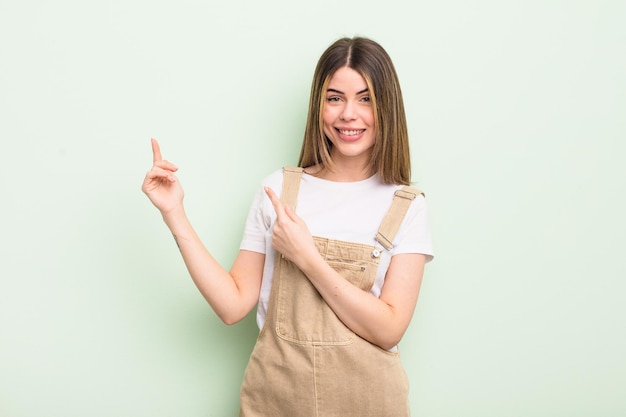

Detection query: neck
xmin=312 ymin=160 xmax=374 ymax=183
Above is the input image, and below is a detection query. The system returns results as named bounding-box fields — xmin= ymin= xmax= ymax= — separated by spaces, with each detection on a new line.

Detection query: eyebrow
xmin=326 ymin=88 xmax=369 ymax=95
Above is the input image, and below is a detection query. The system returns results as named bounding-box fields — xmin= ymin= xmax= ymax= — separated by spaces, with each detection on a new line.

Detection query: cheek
xmin=322 ymin=106 xmax=335 ymax=124
xmin=362 ymin=108 xmax=375 ymax=126
xmin=322 ymin=109 xmax=338 ymax=136
xmin=321 ymin=111 xmax=332 ymax=135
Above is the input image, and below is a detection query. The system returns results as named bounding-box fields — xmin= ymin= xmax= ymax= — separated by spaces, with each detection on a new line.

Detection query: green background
xmin=1 ymin=0 xmax=624 ymax=416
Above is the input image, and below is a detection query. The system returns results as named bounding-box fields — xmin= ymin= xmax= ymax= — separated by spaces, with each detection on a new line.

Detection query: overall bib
xmin=240 ymin=167 xmax=422 ymax=417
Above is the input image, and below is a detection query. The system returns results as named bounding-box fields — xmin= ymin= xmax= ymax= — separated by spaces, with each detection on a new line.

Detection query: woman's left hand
xmin=265 ymin=186 xmax=318 ymax=267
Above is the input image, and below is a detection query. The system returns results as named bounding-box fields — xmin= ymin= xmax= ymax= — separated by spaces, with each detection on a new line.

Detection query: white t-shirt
xmin=240 ymin=168 xmax=434 ymax=330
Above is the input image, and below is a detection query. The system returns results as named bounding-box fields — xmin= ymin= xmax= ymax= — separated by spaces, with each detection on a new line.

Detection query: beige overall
xmin=240 ymin=167 xmax=422 ymax=417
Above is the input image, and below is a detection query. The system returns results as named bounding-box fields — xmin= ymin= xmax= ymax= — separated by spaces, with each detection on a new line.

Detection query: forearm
xmin=299 ymin=255 xmax=418 ymax=350
xmin=162 ymin=206 xmax=260 ymax=325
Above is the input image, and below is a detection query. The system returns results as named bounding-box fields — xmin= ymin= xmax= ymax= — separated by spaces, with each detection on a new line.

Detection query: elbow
xmin=217 ymin=302 xmax=256 ymax=326
xmin=215 ymin=308 xmax=248 ymax=326
xmin=208 ymin=297 xmax=255 ymax=326
xmin=221 ymin=317 xmax=239 ymax=326
xmin=219 ymin=313 xmax=246 ymax=326
xmin=377 ymin=338 xmax=402 ymax=352
xmin=371 ymin=331 xmax=404 ymax=352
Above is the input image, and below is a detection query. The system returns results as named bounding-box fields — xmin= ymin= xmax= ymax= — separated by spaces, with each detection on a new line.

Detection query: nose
xmin=340 ymin=101 xmax=357 ymax=121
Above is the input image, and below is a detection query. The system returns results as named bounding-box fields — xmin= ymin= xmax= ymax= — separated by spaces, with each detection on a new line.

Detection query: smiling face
xmin=322 ymin=66 xmax=376 ymax=170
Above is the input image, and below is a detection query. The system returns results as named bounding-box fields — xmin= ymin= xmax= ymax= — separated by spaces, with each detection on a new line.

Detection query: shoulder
xmin=259 ymin=168 xmax=286 ymax=189
xmin=394 ymin=184 xmax=427 ymax=206
xmin=366 ymin=178 xmax=425 ymax=204
xmin=387 ymin=184 xmax=429 ymax=226
xmin=406 ymin=190 xmax=428 ymax=216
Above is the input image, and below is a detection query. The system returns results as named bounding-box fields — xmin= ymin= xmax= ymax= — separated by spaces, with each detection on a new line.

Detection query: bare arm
xmin=163 ymin=208 xmax=264 ymax=324
xmin=299 ymin=252 xmax=425 ymax=350
xmin=142 ymin=139 xmax=264 ymax=324
xmin=266 ymin=187 xmax=425 ymax=350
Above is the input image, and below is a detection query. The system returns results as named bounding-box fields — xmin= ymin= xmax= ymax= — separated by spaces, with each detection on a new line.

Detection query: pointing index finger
xmin=265 ymin=187 xmax=285 ymax=219
xmin=151 ymin=138 xmax=163 ymax=163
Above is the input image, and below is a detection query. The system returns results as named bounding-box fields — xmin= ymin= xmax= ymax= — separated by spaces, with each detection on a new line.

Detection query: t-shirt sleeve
xmin=390 ymin=194 xmax=435 ymax=261
xmin=239 ymin=170 xmax=283 ymax=254
xmin=239 ymin=186 xmax=269 ymax=254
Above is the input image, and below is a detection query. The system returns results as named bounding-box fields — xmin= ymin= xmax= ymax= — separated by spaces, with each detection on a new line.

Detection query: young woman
xmin=142 ymin=37 xmax=433 ymax=416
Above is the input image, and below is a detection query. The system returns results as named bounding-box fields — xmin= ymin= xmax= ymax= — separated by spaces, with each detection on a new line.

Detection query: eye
xmin=360 ymin=96 xmax=371 ymax=103
xmin=326 ymin=96 xmax=341 ymax=102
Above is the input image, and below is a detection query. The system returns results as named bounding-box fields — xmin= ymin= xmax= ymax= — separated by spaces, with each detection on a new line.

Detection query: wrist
xmin=161 ymin=205 xmax=188 ymax=230
xmin=298 ymin=248 xmax=327 ymax=279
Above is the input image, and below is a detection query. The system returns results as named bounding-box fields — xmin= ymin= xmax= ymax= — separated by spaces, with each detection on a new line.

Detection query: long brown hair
xmin=298 ymin=37 xmax=411 ymax=185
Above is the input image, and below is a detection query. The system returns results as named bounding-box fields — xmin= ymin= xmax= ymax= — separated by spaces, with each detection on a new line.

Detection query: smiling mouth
xmin=337 ymin=129 xmax=365 ymax=136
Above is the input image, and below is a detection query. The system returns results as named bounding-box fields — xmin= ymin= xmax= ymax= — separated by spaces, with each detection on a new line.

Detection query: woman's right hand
xmin=141 ymin=138 xmax=184 ymax=215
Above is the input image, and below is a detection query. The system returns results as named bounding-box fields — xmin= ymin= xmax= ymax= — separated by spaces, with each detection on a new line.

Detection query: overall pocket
xmin=275 ymin=258 xmax=372 ymax=345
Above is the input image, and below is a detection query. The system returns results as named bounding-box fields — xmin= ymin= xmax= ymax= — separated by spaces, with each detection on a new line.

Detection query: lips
xmin=337 ymin=129 xmax=365 ymax=136
xmin=335 ymin=128 xmax=366 ymax=142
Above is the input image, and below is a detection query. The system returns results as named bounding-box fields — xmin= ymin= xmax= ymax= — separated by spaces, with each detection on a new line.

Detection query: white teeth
xmin=339 ymin=129 xmax=364 ymax=136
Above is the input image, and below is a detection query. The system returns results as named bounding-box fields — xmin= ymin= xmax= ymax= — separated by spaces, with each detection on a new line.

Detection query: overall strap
xmin=272 ymin=166 xmax=304 ymax=267
xmin=266 ymin=167 xmax=305 ymax=324
xmin=375 ymin=186 xmax=424 ymax=251
xmin=280 ymin=167 xmax=304 ymax=210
